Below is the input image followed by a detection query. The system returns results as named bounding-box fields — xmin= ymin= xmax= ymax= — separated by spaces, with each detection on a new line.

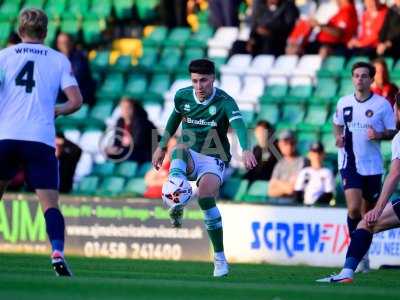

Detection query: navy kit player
xmin=0 ymin=9 xmax=82 ymax=276
xmin=317 ymin=93 xmax=400 ymax=283
xmin=333 ymin=62 xmax=396 ymax=272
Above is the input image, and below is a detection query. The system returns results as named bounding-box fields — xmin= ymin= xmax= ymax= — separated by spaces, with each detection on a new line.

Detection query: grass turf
xmin=0 ymin=253 xmax=398 ymax=300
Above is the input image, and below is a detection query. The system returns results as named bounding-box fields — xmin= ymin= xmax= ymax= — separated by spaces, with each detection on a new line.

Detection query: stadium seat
xmin=112 ymin=55 xmax=133 ymax=72
xmin=74 ymin=175 xmax=99 ymax=195
xmin=186 ymin=25 xmax=214 ymax=48
xmin=268 ymin=55 xmax=299 ymax=76
xmin=114 ymin=161 xmax=138 ymax=178
xmin=124 ymin=73 xmax=148 ymax=99
xmin=74 ymin=152 xmax=94 ymax=182
xmin=82 ymin=17 xmax=105 ymax=45
xmin=137 ymin=47 xmax=159 ymax=72
xmin=153 ymin=47 xmax=182 ymax=74
xmin=97 ymin=176 xmax=125 ymax=196
xmin=24 ymin=0 xmax=45 ymax=9
xmin=242 ymin=180 xmax=268 ymax=203
xmin=258 ymin=104 xmax=280 ymax=124
xmin=68 ymin=0 xmax=90 ymax=18
xmin=297 ymin=132 xmax=319 ymax=155
xmin=163 ymin=79 xmax=192 ymax=103
xmin=90 ymin=0 xmax=112 ymax=18
xmin=135 ymin=0 xmax=159 ymax=22
xmin=142 ymin=26 xmax=168 ymax=47
xmin=45 ymin=0 xmax=66 ymax=19
xmin=0 ymin=21 xmax=12 ymax=47
xmin=89 ymin=102 xmax=114 ymax=122
xmin=338 ymin=78 xmax=354 ymax=97
xmin=56 ymin=104 xmax=89 ymax=127
xmin=219 ymin=74 xmax=241 ymax=99
xmin=0 ymin=1 xmax=20 ymax=22
xmin=207 ymin=27 xmax=239 ymax=57
xmin=220 ymin=177 xmax=242 ymax=200
xmin=232 ymin=179 xmax=250 ymax=202
xmin=245 ymin=55 xmax=275 ymax=77
xmin=321 ymin=132 xmax=337 ymax=155
xmin=144 ymin=103 xmax=163 ymax=125
xmin=113 ymin=0 xmax=134 ymax=19
xmin=44 ymin=20 xmax=58 ymax=46
xmin=220 ymin=54 xmax=252 ymax=76
xmin=96 ymin=72 xmax=125 ymax=102
xmin=63 ymin=128 xmax=81 ymax=144
xmin=123 ymin=178 xmax=146 ymax=197
xmin=317 ymin=56 xmax=345 ymax=78
xmin=176 ymin=47 xmax=205 ymax=75
xmin=79 ymin=128 xmax=103 ymax=154
xmin=237 ymin=75 xmax=265 ymax=104
xmin=164 ymin=27 xmax=191 ymax=47
xmin=92 ymin=162 xmax=116 ymax=177
xmin=310 ymin=78 xmax=338 ymax=104
xmin=281 ymin=104 xmax=306 ymax=126
xmin=145 ymin=74 xmax=171 ymax=103
xmin=292 ymin=55 xmax=322 ymax=78
xmin=90 ymin=50 xmax=110 ymax=72
xmin=259 ymin=76 xmax=288 ymax=104
xmin=381 ymin=141 xmax=392 ymax=161
xmin=60 ymin=13 xmax=80 ymax=38
xmin=136 ymin=162 xmax=153 ymax=177
xmin=297 ymin=104 xmax=329 ymax=131
xmin=285 ymin=76 xmax=313 ymax=103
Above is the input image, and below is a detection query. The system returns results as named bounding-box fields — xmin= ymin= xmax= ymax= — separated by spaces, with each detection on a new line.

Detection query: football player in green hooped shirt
xmin=152 ymin=59 xmax=257 ymax=277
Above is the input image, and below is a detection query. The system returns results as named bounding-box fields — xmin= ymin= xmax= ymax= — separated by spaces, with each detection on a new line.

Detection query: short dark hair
xmin=256 ymin=120 xmax=273 ymax=130
xmin=188 ymin=59 xmax=215 ymax=75
xmin=351 ymin=61 xmax=376 ymax=78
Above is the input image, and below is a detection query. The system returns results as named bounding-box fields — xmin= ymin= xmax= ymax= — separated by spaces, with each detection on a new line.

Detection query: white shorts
xmin=187 ymin=149 xmax=226 ymax=185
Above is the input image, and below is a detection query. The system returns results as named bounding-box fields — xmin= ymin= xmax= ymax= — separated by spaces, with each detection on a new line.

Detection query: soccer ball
xmin=162 ymin=177 xmax=192 ymax=208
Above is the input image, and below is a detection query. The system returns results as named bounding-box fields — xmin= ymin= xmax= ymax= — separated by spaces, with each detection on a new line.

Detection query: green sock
xmin=198 ymin=197 xmax=224 ymax=253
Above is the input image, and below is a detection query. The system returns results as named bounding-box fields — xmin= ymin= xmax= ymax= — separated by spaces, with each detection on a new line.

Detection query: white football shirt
xmin=391 ymin=131 xmax=400 ymax=161
xmin=0 ymin=43 xmax=78 ymax=147
xmin=294 ymin=167 xmax=334 ymax=205
xmin=333 ymin=93 xmax=396 ymax=175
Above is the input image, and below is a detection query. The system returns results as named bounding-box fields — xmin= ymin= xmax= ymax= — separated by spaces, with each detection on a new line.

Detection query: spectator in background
xmin=106 ymin=97 xmax=158 ymax=163
xmin=159 ymin=0 xmax=189 ymax=28
xmin=347 ymin=0 xmax=387 ymax=58
xmin=294 ymin=142 xmax=334 ymax=206
xmin=7 ymin=32 xmax=21 ymax=46
xmin=208 ymin=0 xmax=242 ymax=28
xmin=244 ymin=120 xmax=278 ymax=182
xmin=268 ymin=130 xmax=306 ymax=204
xmin=294 ymin=0 xmax=358 ymax=58
xmin=377 ymin=0 xmax=400 ymax=58
xmin=371 ymin=58 xmax=398 ymax=107
xmin=55 ymin=132 xmax=82 ymax=193
xmin=56 ymin=32 xmax=95 ymax=106
xmin=144 ymin=137 xmax=177 ymax=199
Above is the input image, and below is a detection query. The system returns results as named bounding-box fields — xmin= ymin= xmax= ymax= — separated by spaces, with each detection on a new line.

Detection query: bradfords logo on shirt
xmin=185 ymin=117 xmax=217 ymax=127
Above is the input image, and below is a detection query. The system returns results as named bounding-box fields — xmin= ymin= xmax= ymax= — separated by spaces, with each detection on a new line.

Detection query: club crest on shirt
xmin=184 ymin=104 xmax=191 ymax=111
xmin=365 ymin=109 xmax=374 ymax=118
xmin=209 ymin=105 xmax=217 ymax=115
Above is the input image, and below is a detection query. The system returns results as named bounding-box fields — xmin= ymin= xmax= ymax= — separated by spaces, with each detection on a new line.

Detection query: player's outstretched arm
xmin=365 ymin=158 xmax=400 ymax=225
xmin=55 ymin=86 xmax=83 ymax=116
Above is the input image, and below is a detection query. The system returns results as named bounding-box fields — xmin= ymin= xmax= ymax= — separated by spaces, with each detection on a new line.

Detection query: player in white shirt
xmin=333 ymin=61 xmax=396 ymax=272
xmin=295 ymin=142 xmax=334 ymax=205
xmin=0 ymin=8 xmax=82 ymax=276
xmin=317 ymin=93 xmax=400 ymax=283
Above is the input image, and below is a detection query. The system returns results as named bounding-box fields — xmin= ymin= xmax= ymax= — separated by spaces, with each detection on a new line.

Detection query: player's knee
xmin=348 ymin=207 xmax=362 ymax=219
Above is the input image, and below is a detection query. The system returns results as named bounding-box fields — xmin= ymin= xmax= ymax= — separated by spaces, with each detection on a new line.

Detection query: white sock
xmin=214 ymin=252 xmax=226 ymax=261
xmin=339 ymin=268 xmax=354 ymax=278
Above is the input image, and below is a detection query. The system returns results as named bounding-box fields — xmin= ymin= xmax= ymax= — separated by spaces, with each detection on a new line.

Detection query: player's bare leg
xmin=36 ymin=189 xmax=72 ymax=277
xmin=198 ymin=174 xmax=228 ymax=277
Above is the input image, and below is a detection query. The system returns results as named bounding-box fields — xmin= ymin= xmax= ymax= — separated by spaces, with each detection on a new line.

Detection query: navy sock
xmin=347 ymin=215 xmax=361 ymax=234
xmin=44 ymin=208 xmax=65 ymax=253
xmin=344 ymin=229 xmax=373 ymax=271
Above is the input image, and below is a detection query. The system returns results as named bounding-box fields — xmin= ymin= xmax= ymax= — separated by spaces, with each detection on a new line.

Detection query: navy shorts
xmin=0 ymin=139 xmax=59 ymax=190
xmin=340 ymin=168 xmax=382 ymax=202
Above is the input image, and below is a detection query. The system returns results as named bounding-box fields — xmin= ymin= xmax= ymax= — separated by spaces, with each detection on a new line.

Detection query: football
xmin=161 ymin=177 xmax=192 ymax=208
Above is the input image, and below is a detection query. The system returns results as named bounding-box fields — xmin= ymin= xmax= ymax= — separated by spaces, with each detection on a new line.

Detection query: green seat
xmin=89 ymin=102 xmax=114 ymax=121
xmin=176 ymin=47 xmax=205 ymax=74
xmin=258 ymin=104 xmax=280 ymax=124
xmin=341 ymin=56 xmax=369 ymax=78
xmin=56 ymin=103 xmax=89 ymax=127
xmin=112 ymin=55 xmax=133 ymax=72
xmin=82 ymin=18 xmax=104 ymax=44
xmin=138 ymin=47 xmax=159 ymax=72
xmin=24 ymin=0 xmax=45 ymax=8
xmin=91 ymin=50 xmax=110 ymax=71
xmin=338 ymin=78 xmax=354 ymax=97
xmin=321 ymin=132 xmax=337 ymax=155
xmin=241 ymin=110 xmax=255 ymax=127
xmin=297 ymin=104 xmax=328 ymax=131
xmin=45 ymin=0 xmax=67 ymax=19
xmin=317 ymin=56 xmax=345 ymax=78
xmin=124 ymin=73 xmax=148 ymax=99
xmin=242 ymin=180 xmax=268 ymax=203
xmin=113 ymin=0 xmax=134 ymax=19
xmin=44 ymin=21 xmax=58 ymax=46
xmin=310 ymin=78 xmax=338 ymax=104
xmin=281 ymin=104 xmax=305 ymax=125
xmin=135 ymin=0 xmax=159 ymax=22
xmin=114 ymin=161 xmax=138 ymax=178
xmin=69 ymin=0 xmax=90 ymax=18
xmin=74 ymin=176 xmax=99 ymax=195
xmin=297 ymin=132 xmax=319 ymax=155
xmin=142 ymin=26 xmax=168 ymax=47
xmin=220 ymin=177 xmax=242 ymax=200
xmin=92 ymin=162 xmax=116 ymax=177
xmin=153 ymin=47 xmax=182 ymax=73
xmin=232 ymin=179 xmax=250 ymax=202
xmin=381 ymin=141 xmax=392 ymax=161
xmin=259 ymin=84 xmax=288 ymax=104
xmin=391 ymin=60 xmax=400 ymax=78
xmin=186 ymin=26 xmax=213 ymax=48
xmin=90 ymin=0 xmax=112 ymax=18
xmin=97 ymin=72 xmax=125 ymax=101
xmin=164 ymin=27 xmax=191 ymax=47
xmin=124 ymin=178 xmax=146 ymax=196
xmin=144 ymin=74 xmax=171 ymax=102
xmin=285 ymin=84 xmax=313 ymax=104
xmin=60 ymin=13 xmax=80 ymax=38
xmin=97 ymin=176 xmax=125 ymax=196
xmin=0 ymin=21 xmax=12 ymax=46
xmin=136 ymin=162 xmax=153 ymax=177
xmin=0 ymin=1 xmax=20 ymax=21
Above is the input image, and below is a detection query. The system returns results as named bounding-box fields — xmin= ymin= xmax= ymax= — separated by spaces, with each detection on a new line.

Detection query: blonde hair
xmin=18 ymin=8 xmax=48 ymax=40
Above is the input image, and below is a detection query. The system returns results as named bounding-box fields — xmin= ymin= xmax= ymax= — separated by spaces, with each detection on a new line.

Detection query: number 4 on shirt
xmin=15 ymin=60 xmax=35 ymax=93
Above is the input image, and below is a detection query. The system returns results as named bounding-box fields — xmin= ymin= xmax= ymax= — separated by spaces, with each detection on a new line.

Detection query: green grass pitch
xmin=0 ymin=253 xmax=398 ymax=300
